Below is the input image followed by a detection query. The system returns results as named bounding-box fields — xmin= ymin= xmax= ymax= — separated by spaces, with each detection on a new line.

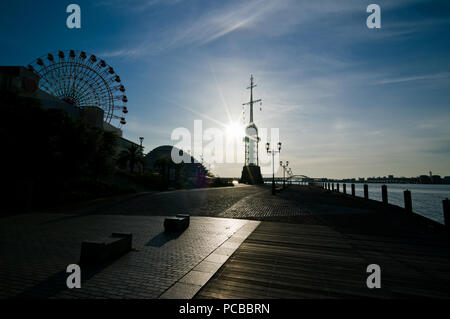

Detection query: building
xmin=431 ymin=175 xmax=442 ymax=184
xmin=419 ymin=175 xmax=432 ymax=184
xmin=0 ymin=66 xmax=140 ymax=164
xmin=144 ymin=145 xmax=208 ymax=187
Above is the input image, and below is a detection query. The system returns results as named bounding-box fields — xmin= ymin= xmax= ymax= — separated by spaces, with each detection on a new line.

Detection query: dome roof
xmin=144 ymin=145 xmax=200 ymax=170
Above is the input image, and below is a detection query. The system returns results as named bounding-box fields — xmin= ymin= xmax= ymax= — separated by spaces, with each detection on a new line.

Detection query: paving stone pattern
xmin=0 ymin=214 xmax=249 ymax=298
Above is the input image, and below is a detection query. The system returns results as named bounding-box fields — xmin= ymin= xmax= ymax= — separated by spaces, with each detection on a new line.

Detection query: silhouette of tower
xmin=240 ymin=75 xmax=263 ymax=184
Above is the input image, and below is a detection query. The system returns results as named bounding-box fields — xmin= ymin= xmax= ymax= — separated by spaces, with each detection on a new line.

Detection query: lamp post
xmin=266 ymin=141 xmax=281 ymax=195
xmin=280 ymin=160 xmax=289 ymax=189
xmin=139 ymin=137 xmax=144 ymax=172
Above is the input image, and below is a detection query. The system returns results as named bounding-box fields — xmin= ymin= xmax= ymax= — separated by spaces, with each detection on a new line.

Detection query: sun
xmin=225 ymin=122 xmax=244 ymax=140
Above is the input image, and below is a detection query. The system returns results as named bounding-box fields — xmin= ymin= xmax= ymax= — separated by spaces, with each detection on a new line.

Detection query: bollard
xmin=351 ymin=183 xmax=355 ymax=197
xmin=364 ymin=184 xmax=369 ymax=199
xmin=381 ymin=185 xmax=388 ymax=204
xmin=404 ymin=190 xmax=412 ymax=213
xmin=328 ymin=183 xmax=330 ymax=190
xmin=443 ymin=198 xmax=450 ymax=229
xmin=337 ymin=183 xmax=340 ymax=192
xmin=343 ymin=184 xmax=347 ymax=194
xmin=332 ymin=183 xmax=335 ymax=191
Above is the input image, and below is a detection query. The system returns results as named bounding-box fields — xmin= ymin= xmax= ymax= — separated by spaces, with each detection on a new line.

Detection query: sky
xmin=1 ymin=0 xmax=450 ymax=179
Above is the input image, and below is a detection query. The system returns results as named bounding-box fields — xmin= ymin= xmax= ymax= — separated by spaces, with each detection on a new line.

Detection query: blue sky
xmin=1 ymin=0 xmax=450 ymax=178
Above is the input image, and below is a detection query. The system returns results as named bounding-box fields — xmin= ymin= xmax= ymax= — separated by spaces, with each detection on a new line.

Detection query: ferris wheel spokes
xmin=28 ymin=49 xmax=128 ymax=127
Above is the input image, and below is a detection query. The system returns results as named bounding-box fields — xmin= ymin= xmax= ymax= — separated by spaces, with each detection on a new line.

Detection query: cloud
xmin=377 ymin=72 xmax=450 ymax=85
xmin=99 ymin=0 xmax=444 ymax=58
xmin=97 ymin=0 xmax=280 ymax=58
xmin=152 ymin=0 xmax=283 ymax=51
xmin=94 ymin=0 xmax=356 ymax=57
xmin=99 ymin=46 xmax=150 ymax=58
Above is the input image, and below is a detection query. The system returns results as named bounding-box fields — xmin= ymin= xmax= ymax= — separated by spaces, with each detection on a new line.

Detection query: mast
xmin=243 ymin=74 xmax=261 ymax=124
xmin=240 ymin=74 xmax=264 ymax=184
xmin=250 ymin=75 xmax=254 ymax=123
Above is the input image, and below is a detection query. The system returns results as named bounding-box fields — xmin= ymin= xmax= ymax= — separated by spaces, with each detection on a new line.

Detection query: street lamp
xmin=139 ymin=137 xmax=144 ymax=172
xmin=280 ymin=160 xmax=289 ymax=188
xmin=266 ymin=141 xmax=281 ymax=195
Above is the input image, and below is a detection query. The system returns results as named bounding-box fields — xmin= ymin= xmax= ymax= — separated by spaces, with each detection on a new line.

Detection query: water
xmin=266 ymin=181 xmax=450 ymax=224
xmin=337 ymin=183 xmax=450 ymax=224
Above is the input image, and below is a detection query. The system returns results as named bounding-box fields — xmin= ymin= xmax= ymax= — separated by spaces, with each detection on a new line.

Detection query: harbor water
xmin=340 ymin=183 xmax=449 ymax=224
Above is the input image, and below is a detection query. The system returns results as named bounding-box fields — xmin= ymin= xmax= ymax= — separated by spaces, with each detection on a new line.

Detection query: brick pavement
xmin=0 ymin=213 xmax=255 ymax=298
xmin=55 ymin=185 xmax=264 ymax=217
xmin=220 ymin=188 xmax=309 ymax=219
xmin=1 ymin=184 xmax=366 ymax=299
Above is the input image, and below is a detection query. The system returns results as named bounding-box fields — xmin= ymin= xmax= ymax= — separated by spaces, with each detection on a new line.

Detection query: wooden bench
xmin=164 ymin=214 xmax=190 ymax=232
xmin=80 ymin=233 xmax=132 ymax=265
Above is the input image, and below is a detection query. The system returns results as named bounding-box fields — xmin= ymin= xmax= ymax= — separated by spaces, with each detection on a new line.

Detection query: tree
xmin=86 ymin=128 xmax=118 ymax=179
xmin=154 ymin=156 xmax=172 ymax=184
xmin=118 ymin=144 xmax=144 ymax=173
xmin=0 ymin=89 xmax=119 ymax=209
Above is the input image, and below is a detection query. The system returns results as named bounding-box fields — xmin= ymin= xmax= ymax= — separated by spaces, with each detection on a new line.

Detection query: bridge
xmin=263 ymin=174 xmax=315 ymax=184
xmin=217 ymin=174 xmax=318 ymax=185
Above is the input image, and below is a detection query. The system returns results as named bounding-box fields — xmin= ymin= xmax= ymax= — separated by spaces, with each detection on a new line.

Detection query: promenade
xmin=1 ymin=185 xmax=449 ymax=298
xmin=199 ymin=187 xmax=450 ymax=298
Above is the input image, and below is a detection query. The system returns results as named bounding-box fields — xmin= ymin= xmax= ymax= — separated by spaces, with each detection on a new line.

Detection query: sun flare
xmin=225 ymin=122 xmax=244 ymax=140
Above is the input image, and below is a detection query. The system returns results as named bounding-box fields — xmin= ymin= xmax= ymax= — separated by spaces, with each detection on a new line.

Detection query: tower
xmin=240 ymin=75 xmax=264 ymax=184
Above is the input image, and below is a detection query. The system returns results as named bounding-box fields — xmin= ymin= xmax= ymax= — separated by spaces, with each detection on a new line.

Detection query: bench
xmin=164 ymin=214 xmax=190 ymax=232
xmin=80 ymin=233 xmax=132 ymax=266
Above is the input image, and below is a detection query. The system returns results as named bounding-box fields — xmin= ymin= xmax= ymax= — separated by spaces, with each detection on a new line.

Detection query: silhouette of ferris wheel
xmin=28 ymin=49 xmax=128 ymax=126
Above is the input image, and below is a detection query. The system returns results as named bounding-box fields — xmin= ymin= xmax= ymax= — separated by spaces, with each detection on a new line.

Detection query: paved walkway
xmin=0 ymin=213 xmax=257 ymax=298
xmin=196 ymin=186 xmax=450 ymax=298
xmin=44 ymin=185 xmax=264 ymax=217
xmin=3 ymin=185 xmax=450 ymax=298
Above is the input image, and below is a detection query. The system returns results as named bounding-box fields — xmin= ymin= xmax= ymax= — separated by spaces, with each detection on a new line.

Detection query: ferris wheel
xmin=27 ymin=49 xmax=128 ymax=126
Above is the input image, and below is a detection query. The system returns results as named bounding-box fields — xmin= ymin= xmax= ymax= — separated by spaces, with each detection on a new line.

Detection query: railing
xmin=319 ymin=182 xmax=450 ymax=228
